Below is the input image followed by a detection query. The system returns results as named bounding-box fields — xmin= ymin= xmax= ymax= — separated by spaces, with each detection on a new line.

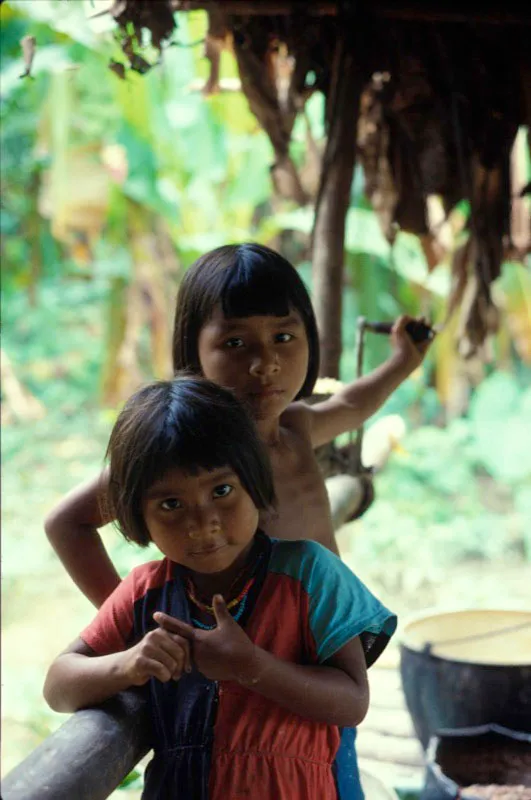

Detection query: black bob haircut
xmin=105 ymin=375 xmax=276 ymax=547
xmin=172 ymin=242 xmax=320 ymax=399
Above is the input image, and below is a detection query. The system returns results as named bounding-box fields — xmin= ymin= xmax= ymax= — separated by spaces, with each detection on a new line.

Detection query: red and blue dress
xmin=81 ymin=532 xmax=396 ymax=799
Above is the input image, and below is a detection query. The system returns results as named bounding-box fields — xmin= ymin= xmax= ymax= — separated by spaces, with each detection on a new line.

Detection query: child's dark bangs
xmin=220 ymin=265 xmax=292 ymax=319
xmin=145 ymin=425 xmax=238 ymax=487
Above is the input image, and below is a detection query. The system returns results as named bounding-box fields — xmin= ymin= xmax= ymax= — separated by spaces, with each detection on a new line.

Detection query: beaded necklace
xmin=190 ymin=590 xmax=251 ymax=630
xmin=185 ymin=552 xmax=262 ymax=631
xmin=185 ymin=575 xmax=255 ymax=614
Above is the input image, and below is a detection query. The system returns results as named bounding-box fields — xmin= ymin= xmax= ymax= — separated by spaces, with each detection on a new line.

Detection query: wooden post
xmin=311 ymin=23 xmax=365 ymax=378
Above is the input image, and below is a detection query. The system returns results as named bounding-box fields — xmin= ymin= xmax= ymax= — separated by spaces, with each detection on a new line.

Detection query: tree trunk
xmin=100 ymin=277 xmax=128 ymax=407
xmin=311 ymin=27 xmax=364 ymax=378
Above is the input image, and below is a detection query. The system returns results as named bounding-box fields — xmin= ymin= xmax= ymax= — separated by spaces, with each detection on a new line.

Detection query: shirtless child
xmin=45 ymin=242 xmax=430 ymax=605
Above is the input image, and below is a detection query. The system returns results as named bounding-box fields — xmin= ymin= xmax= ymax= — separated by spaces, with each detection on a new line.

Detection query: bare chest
xmin=258 ymin=437 xmax=334 ymax=548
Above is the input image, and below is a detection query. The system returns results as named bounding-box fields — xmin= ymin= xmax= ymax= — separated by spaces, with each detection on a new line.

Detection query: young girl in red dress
xmin=44 ymin=376 xmax=397 ymax=800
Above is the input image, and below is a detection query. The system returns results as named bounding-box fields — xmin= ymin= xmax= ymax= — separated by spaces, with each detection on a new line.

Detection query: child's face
xmin=197 ymin=307 xmax=309 ymax=419
xmin=142 ymin=465 xmax=259 ymax=574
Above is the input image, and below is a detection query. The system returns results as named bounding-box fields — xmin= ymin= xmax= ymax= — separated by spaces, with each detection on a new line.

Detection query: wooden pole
xmin=311 ymin=23 xmax=364 ymax=378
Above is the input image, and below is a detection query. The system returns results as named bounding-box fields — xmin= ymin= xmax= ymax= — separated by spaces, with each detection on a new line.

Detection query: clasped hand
xmin=122 ymin=595 xmax=256 ymax=686
xmin=391 ymin=314 xmax=432 ymax=370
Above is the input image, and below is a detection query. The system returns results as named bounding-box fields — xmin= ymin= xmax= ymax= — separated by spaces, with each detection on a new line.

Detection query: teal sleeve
xmin=269 ymin=540 xmax=397 ymax=665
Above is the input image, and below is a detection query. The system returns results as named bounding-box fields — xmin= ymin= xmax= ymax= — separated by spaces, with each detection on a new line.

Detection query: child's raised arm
xmin=303 ymin=315 xmax=432 ymax=448
xmin=156 ymin=598 xmax=370 ymax=729
xmin=44 ymin=468 xmax=121 ymax=607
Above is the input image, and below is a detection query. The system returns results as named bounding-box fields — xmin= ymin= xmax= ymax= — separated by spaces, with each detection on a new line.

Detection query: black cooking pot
xmin=399 ymin=609 xmax=531 ymax=749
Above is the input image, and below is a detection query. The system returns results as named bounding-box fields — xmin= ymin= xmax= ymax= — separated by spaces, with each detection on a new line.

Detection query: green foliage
xmin=345 ymin=373 xmax=531 ymax=600
xmin=2 ymin=278 xmax=107 ymax=410
xmin=469 ymin=372 xmax=531 ymax=484
xmin=118 ymin=769 xmax=143 ymax=790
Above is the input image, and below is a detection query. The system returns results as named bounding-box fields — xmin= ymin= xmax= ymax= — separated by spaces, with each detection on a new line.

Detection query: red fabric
xmin=80 ymin=559 xmax=170 ymax=654
xmin=209 ymin=573 xmax=339 ymax=799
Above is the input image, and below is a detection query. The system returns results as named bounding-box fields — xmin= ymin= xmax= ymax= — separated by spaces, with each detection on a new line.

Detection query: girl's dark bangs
xmin=143 ymin=427 xmax=236 ymax=489
xmin=220 ymin=264 xmax=292 ymax=319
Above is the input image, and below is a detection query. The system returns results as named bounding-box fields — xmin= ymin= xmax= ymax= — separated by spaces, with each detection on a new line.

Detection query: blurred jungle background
xmin=1 ymin=0 xmax=531 ymax=792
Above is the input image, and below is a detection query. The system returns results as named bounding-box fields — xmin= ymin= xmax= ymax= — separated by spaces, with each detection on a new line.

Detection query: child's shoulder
xmin=280 ymin=400 xmax=312 ymax=434
xmin=270 ymin=536 xmax=326 ymax=555
xmin=268 ymin=537 xmax=341 ymax=579
xmin=120 ymin=557 xmax=173 ymax=599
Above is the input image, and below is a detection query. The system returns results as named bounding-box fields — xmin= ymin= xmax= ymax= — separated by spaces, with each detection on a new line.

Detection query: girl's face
xmin=142 ymin=465 xmax=259 ymax=574
xmin=197 ymin=307 xmax=310 ymax=420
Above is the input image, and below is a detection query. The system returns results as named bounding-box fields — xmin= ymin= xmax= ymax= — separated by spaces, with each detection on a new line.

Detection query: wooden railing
xmin=1 ymin=690 xmax=150 ymax=800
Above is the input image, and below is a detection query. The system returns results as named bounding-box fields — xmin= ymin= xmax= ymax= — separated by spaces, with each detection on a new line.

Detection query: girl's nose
xmin=249 ymin=347 xmax=280 ymax=377
xmin=185 ymin=506 xmax=221 ymax=539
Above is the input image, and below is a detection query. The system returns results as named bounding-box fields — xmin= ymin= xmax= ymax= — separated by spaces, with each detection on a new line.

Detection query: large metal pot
xmin=399 ymin=609 xmax=531 ymax=749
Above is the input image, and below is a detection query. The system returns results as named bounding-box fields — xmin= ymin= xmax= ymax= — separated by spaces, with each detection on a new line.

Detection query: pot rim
xmin=397 ymin=606 xmax=531 ymax=667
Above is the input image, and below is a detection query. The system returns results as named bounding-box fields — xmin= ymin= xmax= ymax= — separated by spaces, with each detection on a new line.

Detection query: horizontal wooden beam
xmin=172 ymin=1 xmax=531 ymax=24
xmin=1 ymin=691 xmax=150 ymax=800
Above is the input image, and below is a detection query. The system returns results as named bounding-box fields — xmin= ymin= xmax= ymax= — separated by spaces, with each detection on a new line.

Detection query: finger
xmin=144 ymin=636 xmax=183 ymax=676
xmin=157 ymin=631 xmax=189 ymax=660
xmin=154 ymin=612 xmax=195 ymax=641
xmin=212 ymin=594 xmax=230 ymax=627
xmin=161 ymin=633 xmax=193 ymax=674
xmin=391 ymin=315 xmax=408 ymax=335
xmin=137 ymin=655 xmax=172 ymax=684
xmin=160 ymin=642 xmax=186 ymax=681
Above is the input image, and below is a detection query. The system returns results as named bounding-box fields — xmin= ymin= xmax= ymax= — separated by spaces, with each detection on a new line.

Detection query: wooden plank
xmin=373 ymin=644 xmax=401 ymax=670
xmin=359 ymin=757 xmax=425 ymax=791
xmin=369 ymin=669 xmax=403 ymax=694
xmin=369 ymin=692 xmax=407 ymax=712
xmin=363 ymin=707 xmax=416 ymax=739
xmin=356 ymin=730 xmax=424 ymax=767
xmin=368 ymin=664 xmax=409 ymax=711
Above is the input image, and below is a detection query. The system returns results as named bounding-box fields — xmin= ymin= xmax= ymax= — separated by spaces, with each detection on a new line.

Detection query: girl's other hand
xmin=155 ymin=598 xmax=256 ymax=683
xmin=391 ymin=315 xmax=432 ymax=371
xmin=120 ymin=627 xmax=192 ymax=686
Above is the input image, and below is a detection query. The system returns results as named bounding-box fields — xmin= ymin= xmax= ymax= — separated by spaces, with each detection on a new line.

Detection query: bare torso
xmin=258 ymin=406 xmax=337 ymax=552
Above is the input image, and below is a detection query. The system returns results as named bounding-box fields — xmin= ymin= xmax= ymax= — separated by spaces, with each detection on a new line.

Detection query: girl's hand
xmin=154 ymin=596 xmax=256 ymax=683
xmin=391 ymin=315 xmax=432 ymax=371
xmin=120 ymin=626 xmax=192 ymax=686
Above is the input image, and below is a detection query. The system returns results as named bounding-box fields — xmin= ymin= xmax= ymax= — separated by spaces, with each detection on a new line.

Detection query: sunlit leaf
xmin=493 ymin=262 xmax=531 ymax=363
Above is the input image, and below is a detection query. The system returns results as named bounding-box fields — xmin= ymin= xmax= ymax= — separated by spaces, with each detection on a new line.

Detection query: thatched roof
xmin=104 ymin=1 xmax=530 ymax=355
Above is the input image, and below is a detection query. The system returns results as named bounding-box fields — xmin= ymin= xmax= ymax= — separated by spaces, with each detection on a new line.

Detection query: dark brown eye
xmin=160 ymin=498 xmax=182 ymax=511
xmin=275 ymin=333 xmax=293 ymax=343
xmin=213 ymin=484 xmax=232 ymax=498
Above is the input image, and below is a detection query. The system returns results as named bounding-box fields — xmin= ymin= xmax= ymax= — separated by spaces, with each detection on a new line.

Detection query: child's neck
xmin=255 ymin=415 xmax=282 ymax=446
xmin=188 ymin=538 xmax=256 ymax=599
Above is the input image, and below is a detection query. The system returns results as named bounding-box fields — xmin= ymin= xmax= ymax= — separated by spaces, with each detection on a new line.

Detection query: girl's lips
xmin=189 ymin=545 xmax=226 ymax=557
xmin=248 ymin=387 xmax=284 ymax=397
